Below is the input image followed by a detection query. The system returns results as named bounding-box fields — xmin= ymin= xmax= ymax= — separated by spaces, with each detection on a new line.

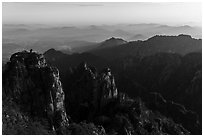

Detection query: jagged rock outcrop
xmin=3 ymin=50 xmax=69 ymax=133
xmin=64 ymin=62 xmax=118 ymax=121
xmin=97 ymin=67 xmax=118 ymax=109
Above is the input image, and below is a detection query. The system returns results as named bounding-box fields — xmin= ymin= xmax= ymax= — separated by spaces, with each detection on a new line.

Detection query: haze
xmin=3 ymin=2 xmax=202 ymax=26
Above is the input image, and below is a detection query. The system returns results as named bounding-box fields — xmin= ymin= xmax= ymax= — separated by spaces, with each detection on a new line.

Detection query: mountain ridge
xmin=88 ymin=34 xmax=201 ymax=60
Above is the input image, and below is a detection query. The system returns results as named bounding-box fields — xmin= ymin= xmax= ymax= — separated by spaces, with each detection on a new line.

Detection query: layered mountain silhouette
xmin=3 ymin=23 xmax=201 ymax=60
xmin=2 ymin=34 xmax=202 ymax=135
xmin=88 ymin=34 xmax=201 ymax=60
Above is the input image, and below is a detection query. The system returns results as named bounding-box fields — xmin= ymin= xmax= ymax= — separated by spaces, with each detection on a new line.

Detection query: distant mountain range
xmin=88 ymin=34 xmax=202 ymax=60
xmin=44 ymin=34 xmax=202 ymax=69
xmin=2 ymin=23 xmax=201 ymax=60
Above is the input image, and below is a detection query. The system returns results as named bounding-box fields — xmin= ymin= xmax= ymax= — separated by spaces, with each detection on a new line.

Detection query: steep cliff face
xmin=3 ymin=50 xmax=69 ymax=133
xmin=97 ymin=67 xmax=118 ymax=108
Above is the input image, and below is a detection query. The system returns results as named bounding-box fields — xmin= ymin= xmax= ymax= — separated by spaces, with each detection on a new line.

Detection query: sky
xmin=2 ymin=2 xmax=202 ymax=26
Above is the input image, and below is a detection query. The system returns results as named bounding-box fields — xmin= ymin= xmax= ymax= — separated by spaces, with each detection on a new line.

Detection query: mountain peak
xmin=43 ymin=48 xmax=67 ymax=62
xmin=100 ymin=37 xmax=127 ymax=48
xmin=44 ymin=48 xmax=65 ymax=56
xmin=178 ymin=34 xmax=192 ymax=38
xmin=44 ymin=48 xmax=57 ymax=53
xmin=106 ymin=37 xmax=126 ymax=41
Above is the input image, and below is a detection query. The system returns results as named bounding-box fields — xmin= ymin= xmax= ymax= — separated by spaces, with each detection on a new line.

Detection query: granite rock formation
xmin=3 ymin=50 xmax=69 ymax=133
xmin=64 ymin=62 xmax=118 ymax=121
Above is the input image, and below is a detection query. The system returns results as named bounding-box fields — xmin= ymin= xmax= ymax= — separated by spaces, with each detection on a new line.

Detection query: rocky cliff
xmin=3 ymin=50 xmax=69 ymax=133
